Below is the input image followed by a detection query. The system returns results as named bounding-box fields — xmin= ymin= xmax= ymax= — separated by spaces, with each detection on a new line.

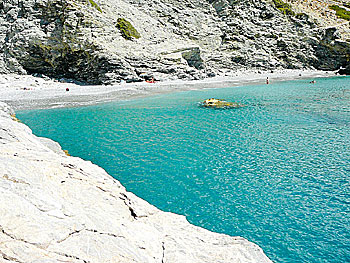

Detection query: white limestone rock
xmin=0 ymin=102 xmax=273 ymax=262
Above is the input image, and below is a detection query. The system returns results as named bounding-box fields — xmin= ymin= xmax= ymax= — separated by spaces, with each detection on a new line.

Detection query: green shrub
xmin=88 ymin=0 xmax=102 ymax=13
xmin=329 ymin=5 xmax=350 ymax=21
xmin=273 ymin=0 xmax=295 ymax=16
xmin=116 ymin=18 xmax=140 ymax=40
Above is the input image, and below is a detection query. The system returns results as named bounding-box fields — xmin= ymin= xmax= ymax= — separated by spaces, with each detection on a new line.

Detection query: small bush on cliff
xmin=88 ymin=0 xmax=102 ymax=13
xmin=116 ymin=18 xmax=140 ymax=40
xmin=272 ymin=0 xmax=295 ymax=16
xmin=329 ymin=5 xmax=350 ymax=21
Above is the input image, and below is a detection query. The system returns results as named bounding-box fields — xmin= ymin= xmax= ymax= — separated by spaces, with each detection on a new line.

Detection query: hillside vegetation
xmin=0 ymin=0 xmax=349 ymax=84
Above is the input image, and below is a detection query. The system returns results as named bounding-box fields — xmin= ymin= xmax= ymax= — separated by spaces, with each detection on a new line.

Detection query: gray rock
xmin=0 ymin=102 xmax=15 ymax=117
xmin=338 ymin=64 xmax=350 ymax=75
xmin=38 ymin=137 xmax=64 ymax=155
xmin=0 ymin=0 xmax=349 ymax=84
xmin=182 ymin=47 xmax=205 ymax=70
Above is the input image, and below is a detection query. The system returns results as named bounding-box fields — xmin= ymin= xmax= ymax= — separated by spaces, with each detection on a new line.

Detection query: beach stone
xmin=0 ymin=102 xmax=273 ymax=262
xmin=338 ymin=64 xmax=350 ymax=75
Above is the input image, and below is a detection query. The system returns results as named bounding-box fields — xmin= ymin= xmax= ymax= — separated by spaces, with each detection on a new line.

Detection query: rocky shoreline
xmin=0 ymin=101 xmax=273 ymax=262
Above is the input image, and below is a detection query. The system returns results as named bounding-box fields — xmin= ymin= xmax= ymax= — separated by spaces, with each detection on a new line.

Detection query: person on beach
xmin=146 ymin=77 xmax=155 ymax=83
xmin=266 ymin=77 xmax=269 ymax=84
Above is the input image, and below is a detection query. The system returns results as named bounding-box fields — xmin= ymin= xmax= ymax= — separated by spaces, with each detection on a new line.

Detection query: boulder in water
xmin=201 ymin=98 xmax=245 ymax=108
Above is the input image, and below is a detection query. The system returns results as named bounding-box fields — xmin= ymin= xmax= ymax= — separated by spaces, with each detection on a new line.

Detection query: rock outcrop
xmin=0 ymin=101 xmax=273 ymax=262
xmin=0 ymin=0 xmax=349 ymax=84
xmin=338 ymin=64 xmax=350 ymax=75
xmin=284 ymin=0 xmax=350 ymax=41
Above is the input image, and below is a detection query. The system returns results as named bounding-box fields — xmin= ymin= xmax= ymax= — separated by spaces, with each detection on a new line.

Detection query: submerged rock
xmin=0 ymin=102 xmax=272 ymax=262
xmin=201 ymin=98 xmax=245 ymax=109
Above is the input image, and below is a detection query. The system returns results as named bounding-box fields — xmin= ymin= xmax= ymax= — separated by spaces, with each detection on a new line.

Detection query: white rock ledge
xmin=0 ymin=102 xmax=272 ymax=263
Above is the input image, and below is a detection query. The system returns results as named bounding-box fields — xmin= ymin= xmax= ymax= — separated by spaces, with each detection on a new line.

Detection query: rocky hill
xmin=0 ymin=0 xmax=349 ymax=84
xmin=285 ymin=0 xmax=350 ymax=41
xmin=0 ymin=102 xmax=273 ymax=262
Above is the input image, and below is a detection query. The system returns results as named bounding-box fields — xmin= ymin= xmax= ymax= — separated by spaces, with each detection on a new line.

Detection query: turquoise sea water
xmin=18 ymin=77 xmax=350 ymax=263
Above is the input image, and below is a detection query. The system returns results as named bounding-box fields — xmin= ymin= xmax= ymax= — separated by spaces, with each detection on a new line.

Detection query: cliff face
xmin=0 ymin=0 xmax=349 ymax=84
xmin=0 ymin=102 xmax=273 ymax=262
xmin=284 ymin=0 xmax=350 ymax=41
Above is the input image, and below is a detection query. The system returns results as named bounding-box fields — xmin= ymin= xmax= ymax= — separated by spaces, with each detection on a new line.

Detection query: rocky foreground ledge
xmin=0 ymin=102 xmax=272 ymax=263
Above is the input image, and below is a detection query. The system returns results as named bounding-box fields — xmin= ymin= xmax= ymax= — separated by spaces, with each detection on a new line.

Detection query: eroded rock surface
xmin=0 ymin=101 xmax=273 ymax=262
xmin=0 ymin=0 xmax=349 ymax=84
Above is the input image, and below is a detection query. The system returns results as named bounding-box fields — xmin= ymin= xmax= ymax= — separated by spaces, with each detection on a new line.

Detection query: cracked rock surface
xmin=0 ymin=101 xmax=272 ymax=262
xmin=0 ymin=0 xmax=349 ymax=84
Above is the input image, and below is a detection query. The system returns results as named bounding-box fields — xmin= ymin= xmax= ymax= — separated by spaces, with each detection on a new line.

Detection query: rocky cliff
xmin=284 ymin=0 xmax=350 ymax=41
xmin=0 ymin=0 xmax=349 ymax=84
xmin=0 ymin=101 xmax=273 ymax=262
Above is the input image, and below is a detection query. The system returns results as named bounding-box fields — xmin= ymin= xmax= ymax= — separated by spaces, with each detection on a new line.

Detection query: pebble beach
xmin=0 ymin=69 xmax=336 ymax=110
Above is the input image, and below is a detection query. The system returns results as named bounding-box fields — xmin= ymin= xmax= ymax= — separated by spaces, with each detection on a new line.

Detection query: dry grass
xmin=10 ymin=114 xmax=21 ymax=123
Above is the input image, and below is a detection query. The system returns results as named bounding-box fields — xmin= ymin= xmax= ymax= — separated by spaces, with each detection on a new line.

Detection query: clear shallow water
xmin=18 ymin=77 xmax=350 ymax=263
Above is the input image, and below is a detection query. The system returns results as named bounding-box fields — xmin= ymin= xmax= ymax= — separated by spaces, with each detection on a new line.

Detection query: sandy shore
xmin=0 ymin=69 xmax=337 ymax=110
